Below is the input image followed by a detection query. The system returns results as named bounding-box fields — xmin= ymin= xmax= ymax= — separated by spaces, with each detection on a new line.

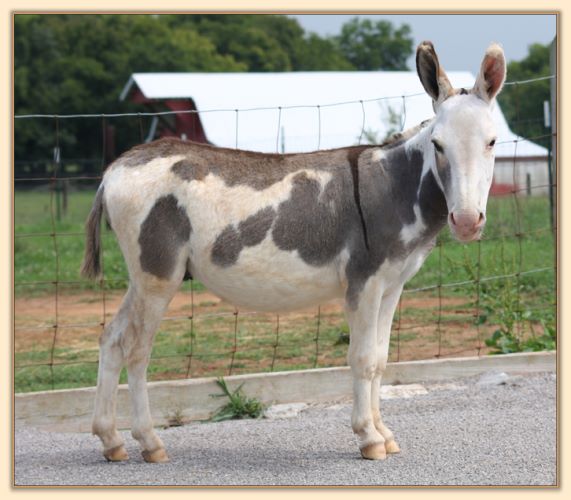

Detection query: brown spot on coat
xmin=272 ymin=172 xmax=351 ymax=266
xmin=211 ymin=225 xmax=242 ymax=267
xmin=211 ymin=207 xmax=277 ymax=267
xmin=138 ymin=195 xmax=192 ymax=280
xmin=238 ymin=207 xmax=276 ymax=247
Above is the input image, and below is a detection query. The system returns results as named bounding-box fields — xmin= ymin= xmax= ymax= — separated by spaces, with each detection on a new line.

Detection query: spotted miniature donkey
xmin=81 ymin=42 xmax=506 ymax=462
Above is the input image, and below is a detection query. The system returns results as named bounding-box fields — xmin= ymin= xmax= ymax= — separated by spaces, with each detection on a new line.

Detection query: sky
xmin=292 ymin=14 xmax=557 ymax=73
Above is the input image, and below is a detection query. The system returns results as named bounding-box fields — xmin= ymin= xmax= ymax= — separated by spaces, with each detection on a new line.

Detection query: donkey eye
xmin=432 ymin=140 xmax=444 ymax=154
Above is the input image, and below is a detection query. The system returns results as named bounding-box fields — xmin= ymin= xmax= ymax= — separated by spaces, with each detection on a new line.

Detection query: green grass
xmin=15 ymin=189 xmax=125 ymax=293
xmin=15 ymin=362 xmax=112 ymax=393
xmin=406 ymin=195 xmax=555 ymax=295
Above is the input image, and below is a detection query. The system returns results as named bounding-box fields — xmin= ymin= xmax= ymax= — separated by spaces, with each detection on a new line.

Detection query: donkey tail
xmin=81 ymin=185 xmax=105 ymax=280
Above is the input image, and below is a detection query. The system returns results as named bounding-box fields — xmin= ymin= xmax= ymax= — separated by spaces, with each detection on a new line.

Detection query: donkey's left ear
xmin=472 ymin=43 xmax=507 ymax=103
xmin=416 ymin=41 xmax=453 ymax=108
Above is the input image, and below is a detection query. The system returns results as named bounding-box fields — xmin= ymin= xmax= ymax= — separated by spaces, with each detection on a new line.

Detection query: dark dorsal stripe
xmin=347 ymin=147 xmax=371 ymax=252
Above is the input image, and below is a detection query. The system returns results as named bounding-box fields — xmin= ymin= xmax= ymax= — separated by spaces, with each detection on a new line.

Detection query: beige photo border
xmin=2 ymin=0 xmax=566 ymax=496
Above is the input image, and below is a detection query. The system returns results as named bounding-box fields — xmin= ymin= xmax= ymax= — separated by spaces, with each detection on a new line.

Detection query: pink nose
xmin=449 ymin=210 xmax=486 ymax=234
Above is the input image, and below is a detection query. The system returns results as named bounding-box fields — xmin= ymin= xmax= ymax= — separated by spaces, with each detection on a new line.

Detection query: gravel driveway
xmin=14 ymin=371 xmax=557 ymax=487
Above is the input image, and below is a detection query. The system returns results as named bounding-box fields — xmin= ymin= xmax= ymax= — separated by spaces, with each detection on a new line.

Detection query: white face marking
xmin=430 ymin=95 xmax=497 ymax=241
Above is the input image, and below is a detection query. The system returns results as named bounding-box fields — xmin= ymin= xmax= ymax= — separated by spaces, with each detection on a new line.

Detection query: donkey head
xmin=416 ymin=41 xmax=506 ymax=242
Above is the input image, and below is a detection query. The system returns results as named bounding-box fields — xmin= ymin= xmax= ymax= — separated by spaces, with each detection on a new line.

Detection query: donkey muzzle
xmin=449 ymin=210 xmax=486 ymax=242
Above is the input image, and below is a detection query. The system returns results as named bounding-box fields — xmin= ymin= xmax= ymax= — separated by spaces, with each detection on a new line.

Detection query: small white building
xmin=121 ymin=71 xmax=550 ymax=196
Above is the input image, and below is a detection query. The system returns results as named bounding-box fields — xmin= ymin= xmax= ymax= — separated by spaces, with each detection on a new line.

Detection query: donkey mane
xmin=376 ymin=119 xmax=433 ymax=150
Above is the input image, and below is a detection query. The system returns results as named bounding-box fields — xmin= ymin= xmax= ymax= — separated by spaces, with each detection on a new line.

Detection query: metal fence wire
xmin=14 ymin=75 xmax=557 ymax=392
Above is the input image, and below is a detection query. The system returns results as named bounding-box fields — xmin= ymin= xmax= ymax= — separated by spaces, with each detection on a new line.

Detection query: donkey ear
xmin=472 ymin=43 xmax=506 ymax=103
xmin=416 ymin=41 xmax=453 ymax=107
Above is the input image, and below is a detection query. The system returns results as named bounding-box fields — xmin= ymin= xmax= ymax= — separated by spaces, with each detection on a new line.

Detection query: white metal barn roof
xmin=120 ymin=71 xmax=547 ymax=159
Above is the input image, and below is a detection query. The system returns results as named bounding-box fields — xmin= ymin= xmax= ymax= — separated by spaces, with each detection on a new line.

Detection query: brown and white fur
xmin=82 ymin=42 xmax=506 ymax=462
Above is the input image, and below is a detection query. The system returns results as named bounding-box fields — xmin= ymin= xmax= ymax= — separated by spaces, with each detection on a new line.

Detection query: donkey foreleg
xmin=345 ymin=279 xmax=386 ymax=460
xmin=371 ymin=286 xmax=403 ymax=455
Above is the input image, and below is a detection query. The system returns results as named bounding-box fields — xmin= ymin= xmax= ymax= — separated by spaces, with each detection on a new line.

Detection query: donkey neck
xmin=408 ymin=122 xmax=449 ymax=242
xmin=375 ymin=121 xmax=448 ymax=246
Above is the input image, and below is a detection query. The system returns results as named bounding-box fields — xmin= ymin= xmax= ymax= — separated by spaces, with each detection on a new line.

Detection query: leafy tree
xmin=14 ymin=14 xmax=245 ymax=162
xmin=166 ymin=15 xmax=293 ymax=71
xmin=335 ymin=17 xmax=414 ymax=70
xmin=292 ymin=33 xmax=354 ymax=71
xmin=163 ymin=15 xmax=354 ymax=71
xmin=497 ymin=42 xmax=553 ymax=148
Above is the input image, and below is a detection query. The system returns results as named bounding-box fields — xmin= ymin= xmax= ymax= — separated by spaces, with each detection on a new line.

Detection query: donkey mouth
xmin=448 ymin=211 xmax=486 ymax=243
xmin=450 ymin=226 xmax=484 ymax=243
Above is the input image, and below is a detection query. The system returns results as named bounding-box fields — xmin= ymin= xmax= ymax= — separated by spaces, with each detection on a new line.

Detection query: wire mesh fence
xmin=14 ymin=75 xmax=557 ymax=393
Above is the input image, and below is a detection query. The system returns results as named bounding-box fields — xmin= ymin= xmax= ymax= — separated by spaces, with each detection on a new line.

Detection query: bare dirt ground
xmin=15 ymin=288 xmax=491 ymax=375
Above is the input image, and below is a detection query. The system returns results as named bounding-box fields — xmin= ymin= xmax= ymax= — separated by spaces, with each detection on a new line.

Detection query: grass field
xmin=14 ymin=186 xmax=556 ymax=392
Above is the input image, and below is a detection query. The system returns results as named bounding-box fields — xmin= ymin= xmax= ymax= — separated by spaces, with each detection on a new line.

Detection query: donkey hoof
xmin=385 ymin=439 xmax=401 ymax=454
xmin=104 ymin=445 xmax=129 ymax=462
xmin=142 ymin=447 xmax=169 ymax=463
xmin=360 ymin=442 xmax=387 ymax=460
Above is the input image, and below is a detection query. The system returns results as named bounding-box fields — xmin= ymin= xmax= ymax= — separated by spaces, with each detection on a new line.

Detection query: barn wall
xmin=493 ymin=158 xmax=550 ymax=196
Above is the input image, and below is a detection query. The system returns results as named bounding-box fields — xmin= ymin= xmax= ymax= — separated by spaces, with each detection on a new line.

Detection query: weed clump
xmin=209 ymin=377 xmax=264 ymax=422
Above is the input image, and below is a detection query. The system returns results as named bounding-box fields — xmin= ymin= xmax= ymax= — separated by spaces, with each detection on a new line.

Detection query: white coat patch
xmin=399 ymin=204 xmax=426 ymax=245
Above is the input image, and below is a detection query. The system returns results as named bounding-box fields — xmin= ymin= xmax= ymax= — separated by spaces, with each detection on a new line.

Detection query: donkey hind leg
xmin=123 ymin=276 xmax=182 ymax=463
xmin=92 ymin=285 xmax=135 ymax=462
xmin=370 ymin=286 xmax=403 ymax=455
xmin=92 ymin=274 xmax=181 ymax=463
xmin=346 ymin=278 xmax=386 ymax=460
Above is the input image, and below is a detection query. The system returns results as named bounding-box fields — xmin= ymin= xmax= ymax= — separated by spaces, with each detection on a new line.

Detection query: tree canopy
xmin=335 ymin=18 xmax=413 ymax=70
xmin=497 ymin=42 xmax=553 ymax=149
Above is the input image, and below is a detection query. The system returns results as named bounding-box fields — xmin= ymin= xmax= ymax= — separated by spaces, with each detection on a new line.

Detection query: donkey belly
xmin=189 ymin=238 xmax=345 ymax=313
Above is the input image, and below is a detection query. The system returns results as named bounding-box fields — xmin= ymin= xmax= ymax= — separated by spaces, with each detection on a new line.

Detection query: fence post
xmin=53 ymin=146 xmax=61 ymax=222
xmin=549 ymin=37 xmax=557 ymax=235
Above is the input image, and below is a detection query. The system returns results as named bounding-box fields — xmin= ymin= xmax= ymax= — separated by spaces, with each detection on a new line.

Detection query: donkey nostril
xmin=450 ymin=211 xmax=484 ymax=231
